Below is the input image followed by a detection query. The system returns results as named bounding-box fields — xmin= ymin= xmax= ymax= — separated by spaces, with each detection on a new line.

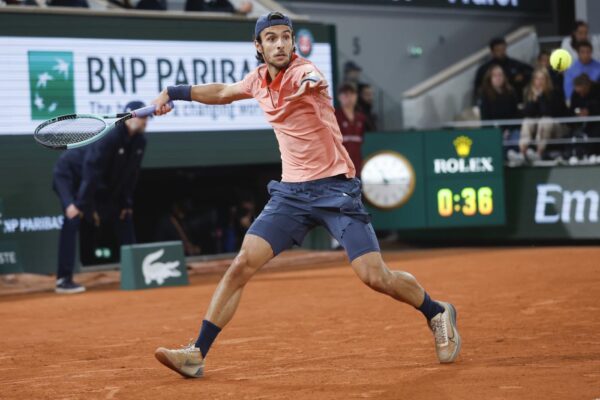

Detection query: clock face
xmin=361 ymin=151 xmax=415 ymax=209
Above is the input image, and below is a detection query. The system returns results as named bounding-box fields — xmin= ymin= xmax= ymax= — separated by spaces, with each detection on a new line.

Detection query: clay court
xmin=1 ymin=247 xmax=599 ymax=400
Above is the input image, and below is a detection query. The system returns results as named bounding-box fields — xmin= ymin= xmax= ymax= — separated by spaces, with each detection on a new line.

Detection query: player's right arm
xmin=153 ymin=82 xmax=252 ymax=115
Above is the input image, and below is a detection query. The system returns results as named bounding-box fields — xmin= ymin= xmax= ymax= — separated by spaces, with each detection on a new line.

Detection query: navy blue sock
xmin=195 ymin=320 xmax=222 ymax=358
xmin=417 ymin=292 xmax=445 ymax=321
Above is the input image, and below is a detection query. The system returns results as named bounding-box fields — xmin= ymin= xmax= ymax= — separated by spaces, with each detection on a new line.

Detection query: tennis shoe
xmin=155 ymin=342 xmax=204 ymax=378
xmin=428 ymin=301 xmax=461 ymax=363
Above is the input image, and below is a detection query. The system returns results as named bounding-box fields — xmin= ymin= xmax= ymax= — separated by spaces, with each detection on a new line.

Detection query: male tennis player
xmin=151 ymin=12 xmax=461 ymax=378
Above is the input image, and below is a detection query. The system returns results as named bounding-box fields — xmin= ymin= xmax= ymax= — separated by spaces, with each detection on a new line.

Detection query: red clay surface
xmin=1 ymin=247 xmax=599 ymax=400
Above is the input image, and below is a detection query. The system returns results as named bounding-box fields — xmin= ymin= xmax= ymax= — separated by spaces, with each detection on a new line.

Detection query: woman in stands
xmin=520 ymin=67 xmax=569 ymax=162
xmin=478 ymin=65 xmax=521 ymax=158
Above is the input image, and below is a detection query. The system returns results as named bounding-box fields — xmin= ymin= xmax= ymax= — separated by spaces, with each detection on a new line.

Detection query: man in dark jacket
xmin=570 ymin=73 xmax=600 ymax=152
xmin=474 ymin=37 xmax=533 ymax=103
xmin=52 ymin=101 xmax=148 ymax=293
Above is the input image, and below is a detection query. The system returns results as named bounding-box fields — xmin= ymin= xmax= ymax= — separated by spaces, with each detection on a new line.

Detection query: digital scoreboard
xmin=361 ymin=129 xmax=505 ymax=229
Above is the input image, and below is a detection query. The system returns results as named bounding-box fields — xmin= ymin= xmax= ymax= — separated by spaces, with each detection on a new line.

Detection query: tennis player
xmin=152 ymin=12 xmax=461 ymax=378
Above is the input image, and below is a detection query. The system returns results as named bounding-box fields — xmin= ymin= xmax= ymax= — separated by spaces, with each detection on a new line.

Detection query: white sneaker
xmin=428 ymin=301 xmax=461 ymax=363
xmin=526 ymin=148 xmax=541 ymax=162
xmin=155 ymin=343 xmax=204 ymax=378
xmin=506 ymin=149 xmax=525 ymax=167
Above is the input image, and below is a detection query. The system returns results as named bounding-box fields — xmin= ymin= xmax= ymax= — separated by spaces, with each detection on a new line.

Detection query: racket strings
xmin=34 ymin=117 xmax=107 ymax=147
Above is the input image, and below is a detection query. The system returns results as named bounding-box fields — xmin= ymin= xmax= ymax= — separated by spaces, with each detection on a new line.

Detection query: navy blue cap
xmin=255 ymin=11 xmax=293 ymax=39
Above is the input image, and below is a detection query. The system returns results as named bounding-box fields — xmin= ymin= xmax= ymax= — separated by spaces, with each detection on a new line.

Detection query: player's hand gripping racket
xmin=33 ymin=101 xmax=173 ymax=150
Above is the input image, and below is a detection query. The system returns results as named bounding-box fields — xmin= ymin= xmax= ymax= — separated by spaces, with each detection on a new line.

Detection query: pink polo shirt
xmin=240 ymin=55 xmax=355 ymax=182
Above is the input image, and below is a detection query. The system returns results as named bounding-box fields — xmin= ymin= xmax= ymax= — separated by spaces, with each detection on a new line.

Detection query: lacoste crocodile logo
xmin=142 ymin=249 xmax=181 ymax=285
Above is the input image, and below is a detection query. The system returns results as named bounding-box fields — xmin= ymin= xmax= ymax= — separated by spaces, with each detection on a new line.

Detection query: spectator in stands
xmin=335 ymin=82 xmax=367 ymax=174
xmin=135 ymin=0 xmax=166 ymax=10
xmin=47 ymin=0 xmax=88 ymax=7
xmin=222 ymin=196 xmax=256 ymax=253
xmin=570 ymin=73 xmax=600 ymax=152
xmin=52 ymin=101 xmax=148 ymax=293
xmin=537 ymin=50 xmax=564 ymax=98
xmin=185 ymin=0 xmax=252 ymax=14
xmin=358 ymin=83 xmax=377 ymax=131
xmin=343 ymin=61 xmax=363 ymax=86
xmin=474 ymin=37 xmax=533 ymax=103
xmin=561 ymin=20 xmax=600 ymax=62
xmin=155 ymin=200 xmax=202 ymax=256
xmin=477 ymin=64 xmax=521 ymax=156
xmin=520 ymin=68 xmax=569 ymax=161
xmin=564 ymin=41 xmax=600 ymax=101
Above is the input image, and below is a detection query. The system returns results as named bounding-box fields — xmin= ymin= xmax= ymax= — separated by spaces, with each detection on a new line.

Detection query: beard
xmin=266 ymin=51 xmax=292 ymax=69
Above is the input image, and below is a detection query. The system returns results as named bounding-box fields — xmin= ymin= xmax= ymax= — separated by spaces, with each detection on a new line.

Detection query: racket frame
xmin=33 ymin=102 xmax=170 ymax=150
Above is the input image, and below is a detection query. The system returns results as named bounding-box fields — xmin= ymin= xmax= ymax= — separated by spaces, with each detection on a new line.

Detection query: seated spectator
xmin=358 ymin=83 xmax=377 ymax=131
xmin=135 ymin=0 xmax=166 ymax=10
xmin=155 ymin=201 xmax=201 ymax=256
xmin=570 ymin=73 xmax=600 ymax=153
xmin=47 ymin=0 xmax=88 ymax=7
xmin=564 ymin=41 xmax=600 ymax=100
xmin=474 ymin=37 xmax=533 ymax=103
xmin=222 ymin=196 xmax=256 ymax=253
xmin=537 ymin=50 xmax=564 ymax=98
xmin=335 ymin=82 xmax=367 ymax=174
xmin=477 ymin=64 xmax=521 ymax=155
xmin=520 ymin=68 xmax=570 ymax=161
xmin=185 ymin=0 xmax=252 ymax=14
xmin=155 ymin=199 xmax=220 ymax=255
xmin=561 ymin=20 xmax=600 ymax=62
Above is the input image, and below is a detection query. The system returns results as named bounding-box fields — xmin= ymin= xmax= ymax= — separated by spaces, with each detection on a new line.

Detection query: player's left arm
xmin=284 ymin=69 xmax=329 ymax=102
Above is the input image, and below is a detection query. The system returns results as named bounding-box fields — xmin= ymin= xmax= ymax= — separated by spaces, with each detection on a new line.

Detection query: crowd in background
xmin=154 ymin=193 xmax=256 ymax=256
xmin=0 ymin=0 xmax=254 ymax=13
xmin=475 ymin=20 xmax=600 ymax=165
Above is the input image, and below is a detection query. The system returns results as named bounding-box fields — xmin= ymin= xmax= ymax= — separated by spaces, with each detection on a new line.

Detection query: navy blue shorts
xmin=247 ymin=176 xmax=380 ymax=261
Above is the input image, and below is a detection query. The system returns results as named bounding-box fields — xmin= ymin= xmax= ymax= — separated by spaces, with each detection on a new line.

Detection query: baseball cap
xmin=255 ymin=11 xmax=293 ymax=39
xmin=123 ymin=100 xmax=151 ymax=117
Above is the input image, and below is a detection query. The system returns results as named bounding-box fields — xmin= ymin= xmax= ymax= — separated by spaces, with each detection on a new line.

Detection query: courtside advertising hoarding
xmin=0 ymin=36 xmax=333 ymax=135
xmin=506 ymin=167 xmax=600 ymax=239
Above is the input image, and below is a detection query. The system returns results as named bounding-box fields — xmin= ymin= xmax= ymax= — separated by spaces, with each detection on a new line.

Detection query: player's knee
xmin=227 ymin=251 xmax=257 ymax=284
xmin=355 ymin=261 xmax=389 ymax=293
xmin=367 ymin=269 xmax=390 ymax=293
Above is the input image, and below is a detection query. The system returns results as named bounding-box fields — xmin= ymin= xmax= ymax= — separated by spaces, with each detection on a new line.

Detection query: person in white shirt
xmin=561 ymin=20 xmax=600 ymax=61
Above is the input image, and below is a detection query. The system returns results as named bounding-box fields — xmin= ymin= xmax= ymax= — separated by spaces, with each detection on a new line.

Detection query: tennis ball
xmin=549 ymin=49 xmax=572 ymax=72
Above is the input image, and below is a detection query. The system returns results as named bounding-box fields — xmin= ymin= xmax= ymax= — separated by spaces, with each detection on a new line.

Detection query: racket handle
xmin=131 ymin=101 xmax=174 ymax=118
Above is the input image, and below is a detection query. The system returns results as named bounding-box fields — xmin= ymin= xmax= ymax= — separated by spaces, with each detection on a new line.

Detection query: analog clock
xmin=361 ymin=151 xmax=415 ymax=209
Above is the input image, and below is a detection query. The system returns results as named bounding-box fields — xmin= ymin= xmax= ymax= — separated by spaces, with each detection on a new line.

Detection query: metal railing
xmin=445 ymin=115 xmax=600 ymax=167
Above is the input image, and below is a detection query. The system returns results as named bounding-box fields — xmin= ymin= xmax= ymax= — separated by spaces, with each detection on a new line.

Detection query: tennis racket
xmin=33 ymin=101 xmax=173 ymax=150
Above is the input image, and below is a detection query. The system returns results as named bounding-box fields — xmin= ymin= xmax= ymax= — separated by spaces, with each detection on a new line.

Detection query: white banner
xmin=0 ymin=36 xmax=333 ymax=135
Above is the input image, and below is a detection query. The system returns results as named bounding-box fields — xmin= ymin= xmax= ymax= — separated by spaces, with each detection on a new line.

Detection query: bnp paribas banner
xmin=0 ymin=36 xmax=333 ymax=135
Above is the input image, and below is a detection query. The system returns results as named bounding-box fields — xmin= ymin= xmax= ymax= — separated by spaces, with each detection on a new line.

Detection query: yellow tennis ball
xmin=550 ymin=49 xmax=572 ymax=72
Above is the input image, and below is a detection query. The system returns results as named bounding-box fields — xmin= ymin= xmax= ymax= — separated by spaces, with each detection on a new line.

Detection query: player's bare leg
xmin=155 ymin=234 xmax=274 ymax=378
xmin=205 ymin=234 xmax=274 ymax=327
xmin=351 ymin=251 xmax=461 ymax=363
